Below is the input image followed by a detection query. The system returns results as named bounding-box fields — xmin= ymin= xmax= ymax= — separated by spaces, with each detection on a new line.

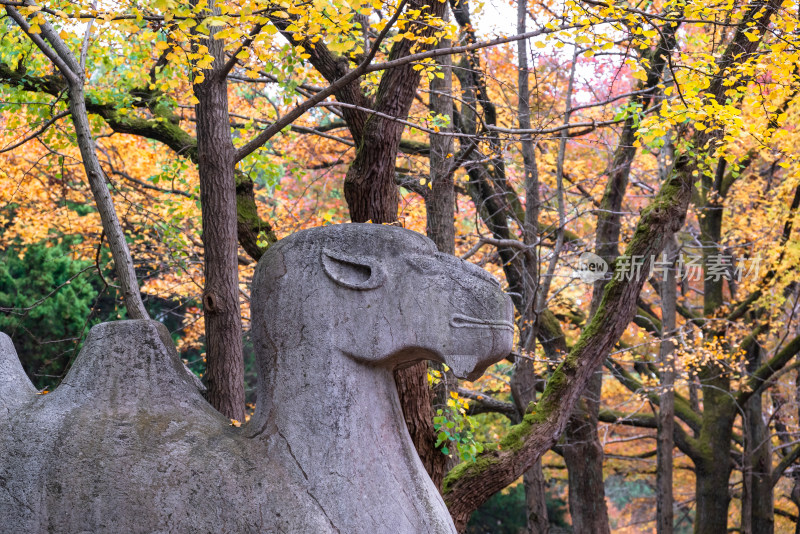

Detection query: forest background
xmin=2 ymin=0 xmax=800 ymax=532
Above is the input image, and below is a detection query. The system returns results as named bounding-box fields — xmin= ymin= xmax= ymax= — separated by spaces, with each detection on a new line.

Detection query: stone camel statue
xmin=0 ymin=223 xmax=513 ymax=533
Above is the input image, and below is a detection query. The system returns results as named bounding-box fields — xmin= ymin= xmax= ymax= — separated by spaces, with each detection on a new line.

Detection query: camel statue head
xmin=252 ymin=223 xmax=514 ymax=381
xmin=0 ymin=223 xmax=514 ymax=534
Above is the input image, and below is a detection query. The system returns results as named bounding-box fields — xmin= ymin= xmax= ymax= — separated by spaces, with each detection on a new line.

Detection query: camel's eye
xmin=321 ymin=248 xmax=386 ymax=290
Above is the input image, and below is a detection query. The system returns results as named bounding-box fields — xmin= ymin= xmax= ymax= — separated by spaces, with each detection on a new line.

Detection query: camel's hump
xmin=51 ymin=320 xmax=206 ymax=406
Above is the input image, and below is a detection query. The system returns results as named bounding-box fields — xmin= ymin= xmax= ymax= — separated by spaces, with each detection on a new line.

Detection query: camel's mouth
xmin=449 ymin=314 xmax=514 ymax=331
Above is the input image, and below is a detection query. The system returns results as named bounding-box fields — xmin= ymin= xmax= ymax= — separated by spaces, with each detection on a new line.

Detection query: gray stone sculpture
xmin=0 ymin=223 xmax=513 ymax=533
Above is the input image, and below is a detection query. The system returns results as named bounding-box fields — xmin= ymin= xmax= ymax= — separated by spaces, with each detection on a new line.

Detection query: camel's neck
xmin=250 ymin=341 xmax=456 ymax=533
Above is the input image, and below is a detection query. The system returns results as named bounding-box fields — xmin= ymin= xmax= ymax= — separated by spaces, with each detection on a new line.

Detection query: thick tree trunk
xmin=344 ymin=137 xmax=402 ymax=224
xmin=344 ymin=0 xmax=446 ymax=225
xmin=193 ymin=5 xmax=245 ymax=422
xmin=394 ymin=362 xmax=445 ymax=488
xmin=694 ymin=384 xmax=735 ymax=534
xmin=695 ymin=458 xmax=734 ymax=534
xmin=657 ymin=236 xmax=677 ymax=534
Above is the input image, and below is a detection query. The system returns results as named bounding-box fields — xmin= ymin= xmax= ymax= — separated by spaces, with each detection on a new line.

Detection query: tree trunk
xmin=694 ymin=384 xmax=735 ymax=534
xmin=193 ymin=2 xmax=245 ymax=422
xmin=511 ymin=357 xmax=549 ymax=534
xmin=657 ymin=236 xmax=677 ymax=534
xmin=67 ymin=86 xmax=149 ymax=321
xmin=525 ymin=460 xmax=550 ymax=534
xmin=742 ymin=344 xmax=774 ymax=534
xmin=394 ymin=362 xmax=444 ymax=487
xmin=562 ymin=376 xmax=608 ymax=534
xmin=5 ymin=6 xmax=149 ymax=321
xmin=344 ymin=0 xmax=446 ymax=225
xmin=426 ymin=23 xmax=455 ymax=256
xmin=695 ymin=458 xmax=734 ymax=534
xmin=514 ymin=6 xmax=549 ymax=530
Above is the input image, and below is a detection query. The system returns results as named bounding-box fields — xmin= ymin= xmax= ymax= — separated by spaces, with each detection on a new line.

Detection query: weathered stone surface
xmin=0 ymin=332 xmax=36 ymax=416
xmin=0 ymin=223 xmax=513 ymax=533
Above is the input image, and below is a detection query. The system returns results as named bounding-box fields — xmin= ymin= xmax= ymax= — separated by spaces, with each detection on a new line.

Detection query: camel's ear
xmin=321 ymin=248 xmax=385 ymax=290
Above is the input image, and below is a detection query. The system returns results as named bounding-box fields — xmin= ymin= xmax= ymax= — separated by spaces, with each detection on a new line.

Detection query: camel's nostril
xmin=449 ymin=314 xmax=514 ymax=331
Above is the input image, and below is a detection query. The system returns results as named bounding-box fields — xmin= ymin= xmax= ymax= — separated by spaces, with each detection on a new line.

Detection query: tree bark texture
xmin=694 ymin=378 xmax=736 ymax=534
xmin=562 ymin=375 xmax=608 ymax=534
xmin=193 ymin=6 xmax=245 ymax=422
xmin=657 ymin=236 xmax=677 ymax=534
xmin=742 ymin=344 xmax=774 ymax=534
xmin=344 ymin=0 xmax=447 ymax=224
xmin=525 ymin=460 xmax=550 ymax=534
xmin=511 ymin=357 xmax=549 ymax=534
xmin=426 ymin=29 xmax=456 ymax=256
xmin=394 ymin=361 xmax=445 ymax=489
xmin=67 ymin=87 xmax=149 ymax=321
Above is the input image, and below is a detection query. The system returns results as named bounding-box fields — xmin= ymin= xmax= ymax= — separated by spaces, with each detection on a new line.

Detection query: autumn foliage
xmin=2 ymin=0 xmax=800 ymax=531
